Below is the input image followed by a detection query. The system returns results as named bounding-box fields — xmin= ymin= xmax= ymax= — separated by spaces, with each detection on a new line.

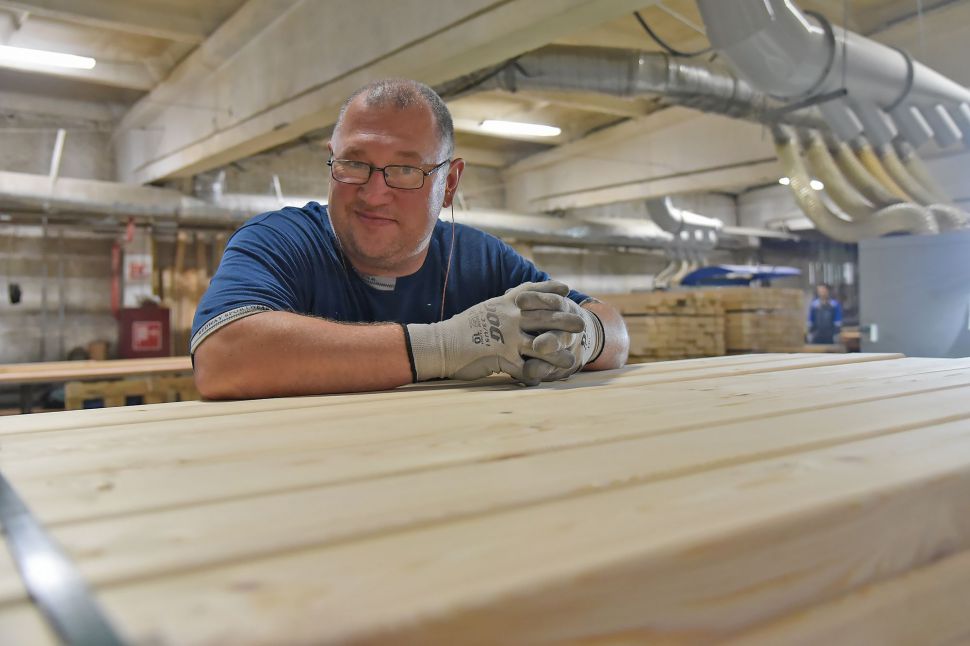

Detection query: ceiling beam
xmin=504 ymin=107 xmax=781 ymax=212
xmin=0 ymin=0 xmax=212 ymax=43
xmin=114 ymin=0 xmax=656 ymax=185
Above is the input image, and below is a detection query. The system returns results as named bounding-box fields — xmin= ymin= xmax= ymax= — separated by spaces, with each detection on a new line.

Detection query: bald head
xmin=333 ymin=79 xmax=454 ymax=159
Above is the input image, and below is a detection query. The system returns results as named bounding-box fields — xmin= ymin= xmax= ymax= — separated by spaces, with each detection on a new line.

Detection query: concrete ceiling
xmin=1 ymin=0 xmax=969 ymax=214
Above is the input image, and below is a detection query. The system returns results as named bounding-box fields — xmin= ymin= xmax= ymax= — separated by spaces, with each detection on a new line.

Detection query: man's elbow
xmin=192 ymin=337 xmax=247 ymax=400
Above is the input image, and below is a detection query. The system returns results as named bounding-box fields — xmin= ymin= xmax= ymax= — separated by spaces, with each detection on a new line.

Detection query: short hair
xmin=334 ymin=79 xmax=454 ymax=158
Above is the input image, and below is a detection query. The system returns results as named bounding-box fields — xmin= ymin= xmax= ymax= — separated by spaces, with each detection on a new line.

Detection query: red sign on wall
xmin=131 ymin=320 xmax=163 ymax=352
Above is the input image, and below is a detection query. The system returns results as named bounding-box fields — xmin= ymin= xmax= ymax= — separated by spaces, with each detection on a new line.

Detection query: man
xmin=192 ymin=79 xmax=628 ymax=399
xmin=807 ymin=283 xmax=843 ymax=344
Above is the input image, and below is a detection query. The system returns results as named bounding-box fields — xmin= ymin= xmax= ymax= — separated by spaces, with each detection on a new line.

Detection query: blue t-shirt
xmin=190 ymin=201 xmax=590 ymax=354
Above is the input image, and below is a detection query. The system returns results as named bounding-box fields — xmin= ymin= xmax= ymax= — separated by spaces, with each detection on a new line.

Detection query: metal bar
xmin=0 ymin=470 xmax=128 ymax=645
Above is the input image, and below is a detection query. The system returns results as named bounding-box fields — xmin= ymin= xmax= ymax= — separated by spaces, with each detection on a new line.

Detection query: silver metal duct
xmin=452 ymin=208 xmax=673 ymax=249
xmin=645 ymin=197 xmax=721 ymax=251
xmin=438 ymin=45 xmax=825 ymax=130
xmin=697 ymin=0 xmax=970 ymax=149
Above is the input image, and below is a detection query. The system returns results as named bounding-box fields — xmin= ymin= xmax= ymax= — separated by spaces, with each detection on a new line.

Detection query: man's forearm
xmin=193 ymin=311 xmax=413 ymax=399
xmin=582 ymin=301 xmax=629 ymax=371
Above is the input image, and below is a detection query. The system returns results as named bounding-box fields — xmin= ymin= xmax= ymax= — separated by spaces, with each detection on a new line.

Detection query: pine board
xmin=1 ymin=354 xmax=969 ymax=645
xmin=0 ymin=357 xmax=192 ymax=385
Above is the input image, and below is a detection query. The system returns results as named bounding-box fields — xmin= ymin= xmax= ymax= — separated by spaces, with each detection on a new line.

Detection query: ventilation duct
xmin=697 ymin=0 xmax=970 ymax=149
xmin=452 ymin=208 xmax=673 ymax=249
xmin=438 ymin=45 xmax=825 ymax=130
xmin=774 ymin=126 xmax=938 ymax=242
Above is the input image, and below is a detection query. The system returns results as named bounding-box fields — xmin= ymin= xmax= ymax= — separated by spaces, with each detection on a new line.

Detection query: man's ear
xmin=442 ymin=158 xmax=465 ymax=208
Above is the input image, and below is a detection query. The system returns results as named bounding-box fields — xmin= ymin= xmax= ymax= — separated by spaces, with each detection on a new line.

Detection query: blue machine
xmin=680 ymin=264 xmax=801 ymax=286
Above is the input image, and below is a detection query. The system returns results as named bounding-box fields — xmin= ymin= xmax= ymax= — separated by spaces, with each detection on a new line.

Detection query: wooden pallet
xmin=2 ymin=354 xmax=970 ymax=644
xmin=64 ymin=375 xmax=199 ymax=410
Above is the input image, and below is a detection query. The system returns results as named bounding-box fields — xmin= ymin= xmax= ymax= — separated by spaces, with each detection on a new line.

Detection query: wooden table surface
xmin=1 ymin=353 xmax=969 ymax=645
xmin=0 ymin=357 xmax=193 ymax=385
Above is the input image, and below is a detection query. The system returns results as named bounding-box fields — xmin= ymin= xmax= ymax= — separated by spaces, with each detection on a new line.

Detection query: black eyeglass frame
xmin=327 ymin=158 xmax=451 ymax=190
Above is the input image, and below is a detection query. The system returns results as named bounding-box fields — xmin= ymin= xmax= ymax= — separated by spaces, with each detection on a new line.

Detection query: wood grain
xmin=1 ymin=355 xmax=968 ymax=644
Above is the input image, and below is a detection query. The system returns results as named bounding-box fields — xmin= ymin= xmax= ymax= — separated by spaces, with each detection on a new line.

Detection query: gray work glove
xmin=519 ymin=293 xmax=605 ymax=383
xmin=405 ymin=281 xmax=575 ymax=384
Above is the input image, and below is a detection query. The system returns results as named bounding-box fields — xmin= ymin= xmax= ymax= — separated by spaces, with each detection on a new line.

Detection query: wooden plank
xmin=1 ymin=357 xmax=949 ymax=526
xmin=0 ymin=383 xmax=963 ymax=610
xmin=4 ymin=354 xmax=936 ymax=522
xmin=0 ymin=357 xmax=192 ymax=386
xmin=16 ymin=418 xmax=970 ymax=645
xmin=726 ymin=549 xmax=970 ymax=646
xmin=0 ymin=603 xmax=58 ymax=646
xmin=0 ymin=353 xmax=900 ymax=436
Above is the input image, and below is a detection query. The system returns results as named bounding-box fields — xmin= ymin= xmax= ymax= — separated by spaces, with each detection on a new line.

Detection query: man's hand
xmin=405 ymin=281 xmax=578 ymax=385
xmin=519 ymin=293 xmax=605 ymax=383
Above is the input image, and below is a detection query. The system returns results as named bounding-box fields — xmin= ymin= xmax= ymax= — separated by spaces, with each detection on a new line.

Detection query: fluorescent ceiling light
xmin=479 ymin=120 xmax=561 ymax=137
xmin=778 ymin=177 xmax=791 ymax=186
xmin=0 ymin=45 xmax=96 ymax=70
xmin=810 ymin=179 xmax=825 ymax=191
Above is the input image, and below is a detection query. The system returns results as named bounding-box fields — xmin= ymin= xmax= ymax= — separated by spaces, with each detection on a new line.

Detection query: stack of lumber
xmin=600 ymin=290 xmax=726 ymax=361
xmin=2 ymin=353 xmax=970 ymax=644
xmin=719 ymin=288 xmax=806 ymax=353
xmin=601 ymin=288 xmax=807 ymax=361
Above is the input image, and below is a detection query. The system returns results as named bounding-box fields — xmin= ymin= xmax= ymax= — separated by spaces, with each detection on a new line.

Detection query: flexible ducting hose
xmin=853 ymin=141 xmax=913 ymax=202
xmin=830 ymin=139 xmax=901 ymax=208
xmin=803 ymin=131 xmax=876 ymax=222
xmin=894 ymin=140 xmax=953 ymax=204
xmin=928 ymin=204 xmax=969 ymax=230
xmin=775 ymin=126 xmax=938 ymax=242
xmin=877 ymin=144 xmax=936 ymax=205
xmin=670 ymin=259 xmax=692 ymax=286
xmin=879 ymin=145 xmax=969 ymax=229
xmin=654 ymin=258 xmax=679 ymax=288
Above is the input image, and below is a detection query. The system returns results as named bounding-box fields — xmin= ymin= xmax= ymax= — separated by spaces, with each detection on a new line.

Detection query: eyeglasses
xmin=327 ymin=158 xmax=450 ymax=190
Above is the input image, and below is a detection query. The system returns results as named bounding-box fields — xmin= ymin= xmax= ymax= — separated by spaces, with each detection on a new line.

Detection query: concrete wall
xmin=219 ymin=143 xmax=331 ymax=198
xmin=0 ymin=93 xmax=118 ymax=181
xmin=0 ymin=224 xmax=117 ymax=364
xmin=737 ymin=185 xmax=810 ymax=231
xmin=457 ymin=166 xmax=506 ymax=211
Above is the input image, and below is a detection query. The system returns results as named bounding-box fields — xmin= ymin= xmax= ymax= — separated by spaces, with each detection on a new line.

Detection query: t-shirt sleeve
xmin=189 ymin=218 xmax=309 ymax=354
xmin=492 ymin=236 xmax=592 ymax=305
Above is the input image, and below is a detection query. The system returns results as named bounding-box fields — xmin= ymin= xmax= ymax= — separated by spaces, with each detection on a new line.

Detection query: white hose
xmin=803 ymin=131 xmax=876 ymax=222
xmin=877 ymin=144 xmax=937 ymax=205
xmin=829 ymin=139 xmax=901 ymax=208
xmin=879 ymin=144 xmax=969 ymax=229
xmin=669 ymin=259 xmax=692 ymax=287
xmin=894 ymin=140 xmax=953 ymax=204
xmin=653 ymin=258 xmax=679 ymax=288
xmin=854 ymin=140 xmax=913 ymax=202
xmin=928 ymin=204 xmax=969 ymax=230
xmin=775 ymin=126 xmax=938 ymax=242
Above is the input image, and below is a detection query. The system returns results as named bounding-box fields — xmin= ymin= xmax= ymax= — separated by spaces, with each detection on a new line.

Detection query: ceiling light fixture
xmin=778 ymin=177 xmax=791 ymax=186
xmin=479 ymin=120 xmax=561 ymax=137
xmin=810 ymin=179 xmax=825 ymax=191
xmin=0 ymin=45 xmax=96 ymax=70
